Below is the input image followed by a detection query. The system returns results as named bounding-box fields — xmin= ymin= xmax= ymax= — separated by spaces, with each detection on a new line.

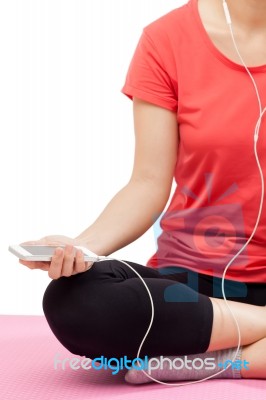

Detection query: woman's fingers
xmin=48 ymin=247 xmax=64 ymax=279
xmin=48 ymin=245 xmax=91 ymax=279
xmin=73 ymin=249 xmax=85 ymax=274
xmin=74 ymin=249 xmax=90 ymax=274
xmin=19 ymin=242 xmax=94 ymax=279
xmin=61 ymin=245 xmax=75 ymax=277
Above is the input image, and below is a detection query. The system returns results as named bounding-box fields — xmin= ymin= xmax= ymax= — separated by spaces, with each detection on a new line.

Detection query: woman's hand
xmin=19 ymin=235 xmax=94 ymax=279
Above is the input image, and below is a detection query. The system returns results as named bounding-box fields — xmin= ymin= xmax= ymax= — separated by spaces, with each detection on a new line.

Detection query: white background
xmin=1 ymin=0 xmax=186 ymax=315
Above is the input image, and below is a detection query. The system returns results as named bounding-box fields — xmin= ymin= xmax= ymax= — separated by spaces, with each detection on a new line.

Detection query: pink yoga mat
xmin=0 ymin=315 xmax=265 ymax=400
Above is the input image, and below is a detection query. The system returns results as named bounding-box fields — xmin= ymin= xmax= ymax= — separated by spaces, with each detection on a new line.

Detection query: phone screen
xmin=21 ymin=245 xmax=66 ymax=256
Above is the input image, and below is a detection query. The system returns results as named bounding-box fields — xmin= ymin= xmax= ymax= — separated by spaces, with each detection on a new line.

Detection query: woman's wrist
xmin=74 ymin=234 xmax=107 ymax=257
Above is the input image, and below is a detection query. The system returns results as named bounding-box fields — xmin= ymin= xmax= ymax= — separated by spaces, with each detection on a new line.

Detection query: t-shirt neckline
xmin=190 ymin=0 xmax=266 ymax=73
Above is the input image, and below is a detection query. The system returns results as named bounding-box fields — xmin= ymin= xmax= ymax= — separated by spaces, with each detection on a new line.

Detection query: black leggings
xmin=42 ymin=260 xmax=266 ymax=360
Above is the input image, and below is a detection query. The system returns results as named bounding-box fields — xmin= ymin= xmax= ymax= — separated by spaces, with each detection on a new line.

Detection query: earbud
xmin=222 ymin=0 xmax=232 ymax=25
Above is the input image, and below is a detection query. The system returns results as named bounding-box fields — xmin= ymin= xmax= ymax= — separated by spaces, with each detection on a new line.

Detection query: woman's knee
xmin=42 ymin=271 xmax=97 ymax=346
xmin=42 ymin=261 xmax=131 ymax=357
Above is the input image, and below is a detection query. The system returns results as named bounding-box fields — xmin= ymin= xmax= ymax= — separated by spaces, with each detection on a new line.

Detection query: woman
xmin=20 ymin=0 xmax=266 ymax=383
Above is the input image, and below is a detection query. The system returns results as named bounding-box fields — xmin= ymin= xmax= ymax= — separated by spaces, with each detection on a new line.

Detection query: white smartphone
xmin=8 ymin=244 xmax=100 ymax=262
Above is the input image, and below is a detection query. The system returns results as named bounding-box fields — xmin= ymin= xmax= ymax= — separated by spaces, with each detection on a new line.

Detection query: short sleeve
xmin=121 ymin=29 xmax=178 ymax=112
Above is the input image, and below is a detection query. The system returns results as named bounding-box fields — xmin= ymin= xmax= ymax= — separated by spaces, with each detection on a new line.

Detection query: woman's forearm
xmin=75 ymin=179 xmax=170 ymax=256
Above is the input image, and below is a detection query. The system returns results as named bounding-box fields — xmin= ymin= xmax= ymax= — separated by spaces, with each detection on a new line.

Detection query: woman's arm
xmin=75 ymin=97 xmax=179 ymax=256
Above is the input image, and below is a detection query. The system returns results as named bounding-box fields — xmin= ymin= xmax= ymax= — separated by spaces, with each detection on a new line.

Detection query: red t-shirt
xmin=121 ymin=0 xmax=266 ymax=283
